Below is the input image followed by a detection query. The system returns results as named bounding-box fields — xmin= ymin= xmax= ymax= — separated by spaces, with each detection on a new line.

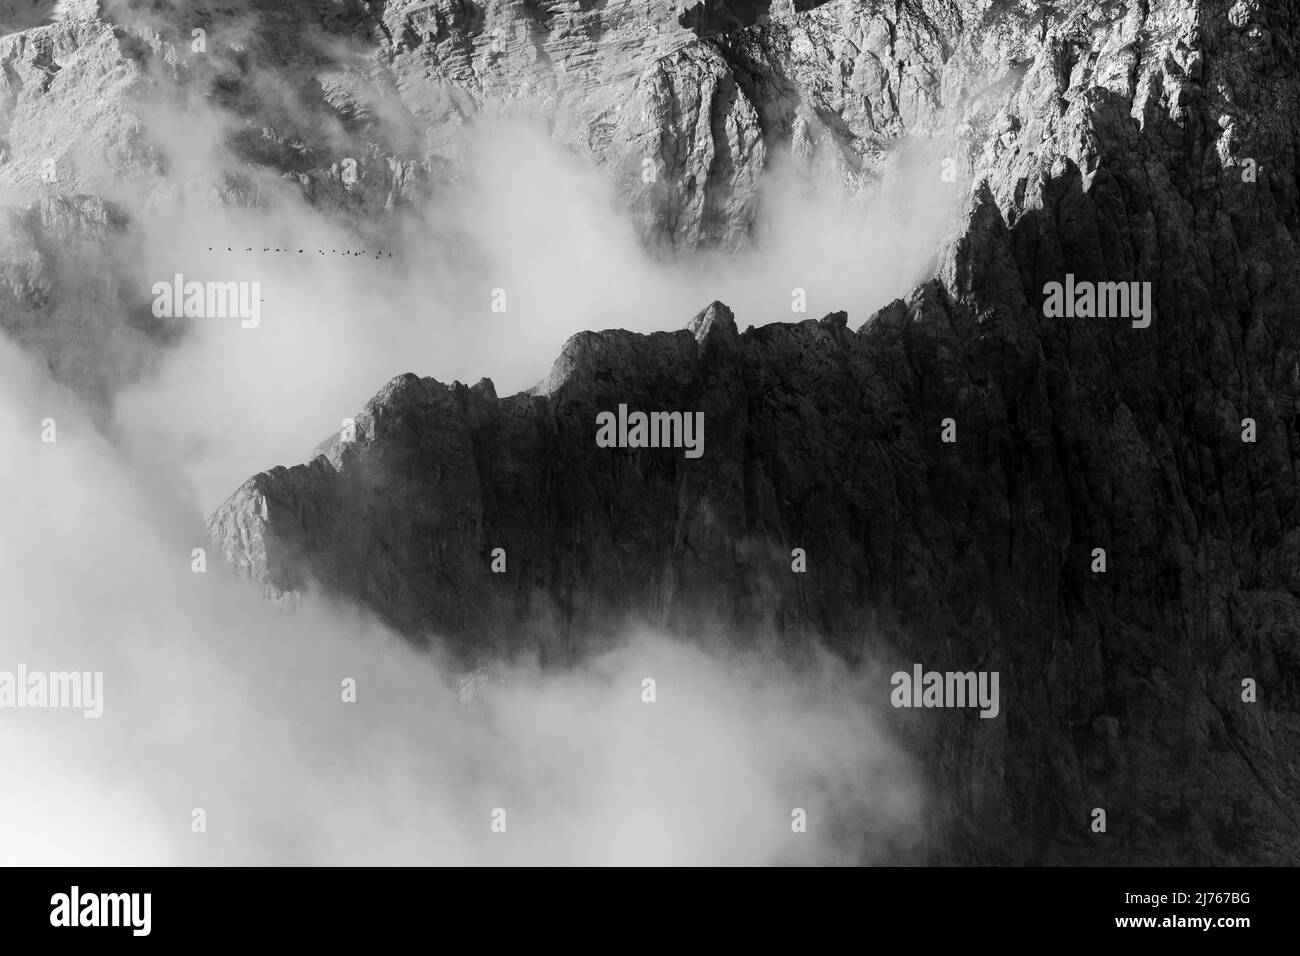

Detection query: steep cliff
xmin=207 ymin=0 xmax=1300 ymax=864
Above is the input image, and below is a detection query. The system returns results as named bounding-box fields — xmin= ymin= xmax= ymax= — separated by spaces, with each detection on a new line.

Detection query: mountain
xmin=2 ymin=0 xmax=1297 ymax=863
xmin=207 ymin=0 xmax=1300 ymax=864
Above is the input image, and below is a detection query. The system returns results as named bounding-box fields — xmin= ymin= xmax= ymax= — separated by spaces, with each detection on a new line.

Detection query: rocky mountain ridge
xmin=1 ymin=0 xmax=1297 ymax=863
xmin=208 ymin=0 xmax=1300 ymax=864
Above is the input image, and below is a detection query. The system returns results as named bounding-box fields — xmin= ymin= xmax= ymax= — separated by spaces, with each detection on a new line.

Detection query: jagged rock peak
xmin=688 ymin=299 xmax=738 ymax=347
xmin=471 ymin=377 xmax=497 ymax=401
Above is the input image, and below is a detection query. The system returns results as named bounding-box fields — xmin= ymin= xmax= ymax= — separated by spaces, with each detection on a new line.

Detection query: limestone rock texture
xmin=1 ymin=0 xmax=1297 ymax=862
xmin=207 ymin=0 xmax=1300 ymax=864
xmin=0 ymin=0 xmax=959 ymax=398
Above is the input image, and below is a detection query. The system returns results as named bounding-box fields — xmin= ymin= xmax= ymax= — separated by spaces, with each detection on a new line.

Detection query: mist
xmin=100 ymin=66 xmax=959 ymax=510
xmin=0 ymin=329 xmax=924 ymax=865
xmin=0 ymin=1 xmax=952 ymax=865
xmin=110 ymin=113 xmax=958 ymax=509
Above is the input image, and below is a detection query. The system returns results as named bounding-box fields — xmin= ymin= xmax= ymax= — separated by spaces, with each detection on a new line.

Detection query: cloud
xmin=107 ymin=111 xmax=958 ymax=510
xmin=0 ymin=332 xmax=922 ymax=865
xmin=0 ymin=2 xmax=947 ymax=865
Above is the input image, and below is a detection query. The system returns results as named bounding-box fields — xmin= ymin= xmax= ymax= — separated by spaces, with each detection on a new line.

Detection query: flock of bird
xmin=208 ymin=247 xmax=393 ymax=258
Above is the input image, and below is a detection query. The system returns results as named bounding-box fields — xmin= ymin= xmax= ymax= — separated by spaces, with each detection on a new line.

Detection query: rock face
xmin=205 ymin=0 xmax=1300 ymax=864
xmin=0 ymin=0 xmax=961 ymax=397
xmin=1 ymin=0 xmax=1297 ymax=863
xmin=678 ymin=1 xmax=835 ymax=36
xmin=0 ymin=195 xmax=166 ymax=405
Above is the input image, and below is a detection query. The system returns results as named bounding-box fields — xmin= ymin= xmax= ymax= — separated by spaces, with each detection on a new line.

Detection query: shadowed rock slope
xmin=212 ymin=0 xmax=1300 ymax=864
xmin=210 ymin=0 xmax=1300 ymax=863
xmin=209 ymin=256 xmax=1300 ymax=864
